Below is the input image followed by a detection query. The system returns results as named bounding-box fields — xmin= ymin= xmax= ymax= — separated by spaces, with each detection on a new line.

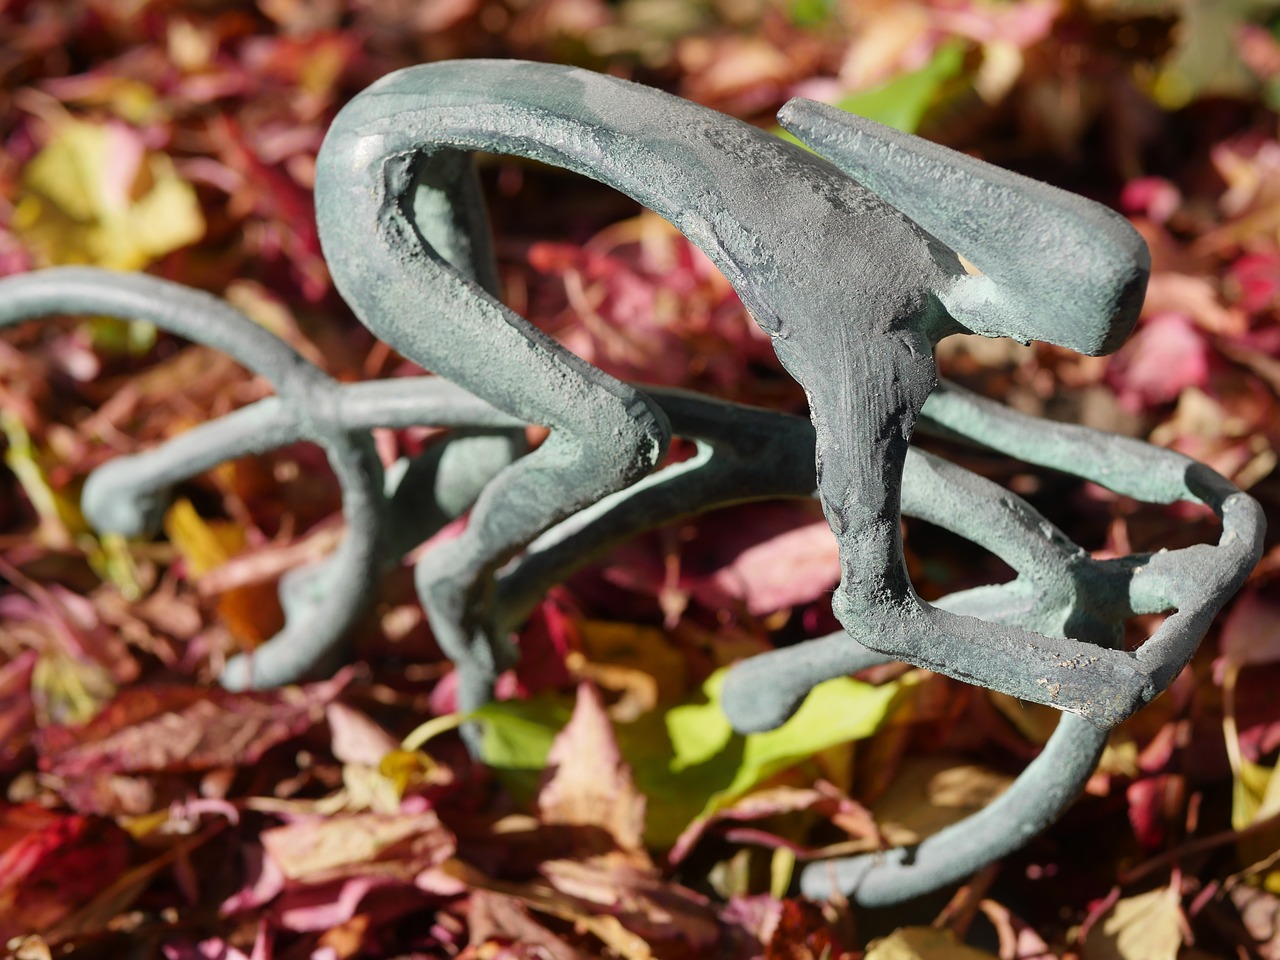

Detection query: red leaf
xmin=1227 ymin=251 xmax=1280 ymax=315
xmin=1125 ymin=774 xmax=1185 ymax=849
xmin=0 ymin=806 xmax=131 ymax=939
xmin=1106 ymin=312 xmax=1211 ymax=411
xmin=1219 ymin=590 xmax=1280 ymax=669
xmin=38 ymin=670 xmax=354 ymax=777
xmin=0 ymin=649 xmax=36 ymax=773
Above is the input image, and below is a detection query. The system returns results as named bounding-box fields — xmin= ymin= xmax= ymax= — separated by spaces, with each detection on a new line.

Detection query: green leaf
xmin=0 ymin=409 xmax=86 ymax=549
xmin=473 ymin=695 xmax=573 ymax=802
xmin=473 ymin=670 xmax=903 ymax=847
xmin=789 ymin=0 xmax=836 ymax=27
xmin=646 ymin=669 xmax=903 ymax=843
xmin=1149 ymin=0 xmax=1280 ymax=108
xmin=674 ymin=670 xmax=903 ymax=815
xmin=776 ymin=41 xmax=966 ymax=142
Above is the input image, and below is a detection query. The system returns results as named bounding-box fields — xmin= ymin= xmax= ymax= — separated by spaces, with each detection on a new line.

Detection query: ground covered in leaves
xmin=2 ymin=0 xmax=1280 ymax=957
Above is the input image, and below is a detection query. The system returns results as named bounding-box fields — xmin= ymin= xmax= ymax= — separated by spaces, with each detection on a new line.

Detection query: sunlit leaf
xmin=474 ymin=695 xmax=573 ymax=802
xmin=14 ymin=120 xmax=205 ymax=270
xmin=666 ymin=669 xmax=903 ymax=816
xmin=865 ymin=926 xmax=999 ymax=959
xmin=163 ymin=498 xmax=284 ymax=645
xmin=1083 ymin=885 xmax=1183 ymax=960
xmin=777 ymin=41 xmax=966 ymax=142
xmin=538 ymin=683 xmax=648 ymax=857
xmin=262 ymin=810 xmax=453 ymax=881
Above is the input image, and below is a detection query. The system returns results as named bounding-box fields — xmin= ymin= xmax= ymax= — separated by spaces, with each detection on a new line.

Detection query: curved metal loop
xmin=476 ymin=382 xmax=1257 ymax=905
xmin=0 ymin=271 xmax=519 ymax=686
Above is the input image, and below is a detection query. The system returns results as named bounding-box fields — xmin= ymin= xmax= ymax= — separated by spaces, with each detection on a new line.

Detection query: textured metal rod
xmin=0 ymin=268 xmax=386 ymax=689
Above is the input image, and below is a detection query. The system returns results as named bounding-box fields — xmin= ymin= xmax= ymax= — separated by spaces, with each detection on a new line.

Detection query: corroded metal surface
xmin=0 ymin=59 xmax=1263 ymax=905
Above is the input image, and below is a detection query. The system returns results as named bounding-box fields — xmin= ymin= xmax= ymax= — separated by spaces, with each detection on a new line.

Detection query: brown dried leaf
xmin=38 ymin=670 xmax=352 ymax=777
xmin=1083 ymin=886 xmax=1183 ymax=960
xmin=262 ymin=809 xmax=454 ymax=882
xmin=538 ymin=682 xmax=647 ymax=859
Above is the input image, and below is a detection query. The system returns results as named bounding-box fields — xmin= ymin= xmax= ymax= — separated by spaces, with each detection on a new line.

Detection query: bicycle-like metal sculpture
xmin=0 ymin=60 xmax=1263 ymax=905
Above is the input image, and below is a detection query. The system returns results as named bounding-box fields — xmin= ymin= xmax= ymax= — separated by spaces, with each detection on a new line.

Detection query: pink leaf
xmin=538 ymin=683 xmax=647 ymax=859
xmin=1106 ymin=312 xmax=1210 ymax=411
xmin=1220 ymin=590 xmax=1280 ymax=669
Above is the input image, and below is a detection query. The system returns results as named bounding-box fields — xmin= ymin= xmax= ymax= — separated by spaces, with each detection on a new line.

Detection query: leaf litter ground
xmin=1 ymin=1 xmax=1280 ymax=957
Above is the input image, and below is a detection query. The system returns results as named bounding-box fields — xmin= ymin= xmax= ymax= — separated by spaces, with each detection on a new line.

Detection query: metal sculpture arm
xmin=315 ymin=58 xmax=1157 ymax=724
xmin=0 ymin=268 xmax=525 ymax=687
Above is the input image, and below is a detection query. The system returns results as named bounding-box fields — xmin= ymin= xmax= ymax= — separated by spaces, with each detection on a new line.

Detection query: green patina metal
xmin=0 ymin=59 xmax=1263 ymax=905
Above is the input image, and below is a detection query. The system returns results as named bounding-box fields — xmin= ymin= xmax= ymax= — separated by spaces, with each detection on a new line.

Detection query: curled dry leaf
xmin=537 ymin=682 xmax=647 ymax=861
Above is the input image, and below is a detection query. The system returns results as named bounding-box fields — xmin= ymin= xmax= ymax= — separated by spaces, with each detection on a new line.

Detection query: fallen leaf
xmin=669 ymin=782 xmax=879 ymax=865
xmin=1228 ymin=885 xmax=1280 ymax=958
xmin=0 ymin=650 xmax=37 ymax=773
xmin=164 ymin=498 xmax=284 ymax=648
xmin=261 ymin=809 xmax=454 ymax=882
xmin=1219 ymin=590 xmax=1280 ymax=670
xmin=1083 ymin=885 xmax=1183 ymax=960
xmin=871 ymin=757 xmax=1014 ymax=847
xmin=665 ymin=669 xmax=904 ymax=817
xmin=764 ymin=897 xmax=852 ymax=960
xmin=0 ymin=806 xmax=132 ymax=940
xmin=37 ymin=671 xmax=353 ymax=778
xmin=865 ymin=926 xmax=998 ymax=959
xmin=1106 ymin=312 xmax=1211 ymax=411
xmin=831 ymin=41 xmax=966 ymax=133
xmin=538 ymin=683 xmax=648 ymax=859
xmin=326 ymin=702 xmax=399 ymax=767
xmin=13 ymin=120 xmax=205 ymax=269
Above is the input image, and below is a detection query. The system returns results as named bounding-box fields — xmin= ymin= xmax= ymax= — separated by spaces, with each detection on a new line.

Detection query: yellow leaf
xmin=580 ymin=619 xmax=688 ymax=701
xmin=262 ymin=811 xmax=451 ymax=880
xmin=14 ymin=120 xmax=204 ymax=270
xmin=1084 ymin=886 xmax=1183 ymax=960
xmin=163 ymin=499 xmax=281 ymax=647
xmin=163 ymin=498 xmax=243 ymax=577
xmin=866 ymin=927 xmax=998 ymax=960
xmin=0 ymin=409 xmax=86 ymax=548
xmin=32 ymin=652 xmax=116 ymax=727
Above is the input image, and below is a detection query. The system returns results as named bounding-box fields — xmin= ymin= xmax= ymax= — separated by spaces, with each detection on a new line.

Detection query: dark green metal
xmin=0 ymin=59 xmax=1263 ymax=905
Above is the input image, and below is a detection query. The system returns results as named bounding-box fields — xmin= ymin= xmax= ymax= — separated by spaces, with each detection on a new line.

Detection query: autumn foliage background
xmin=2 ymin=0 xmax=1280 ymax=957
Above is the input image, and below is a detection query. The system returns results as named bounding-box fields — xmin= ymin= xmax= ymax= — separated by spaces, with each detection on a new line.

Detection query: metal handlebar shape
xmin=0 ymin=59 xmax=1263 ymax=906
